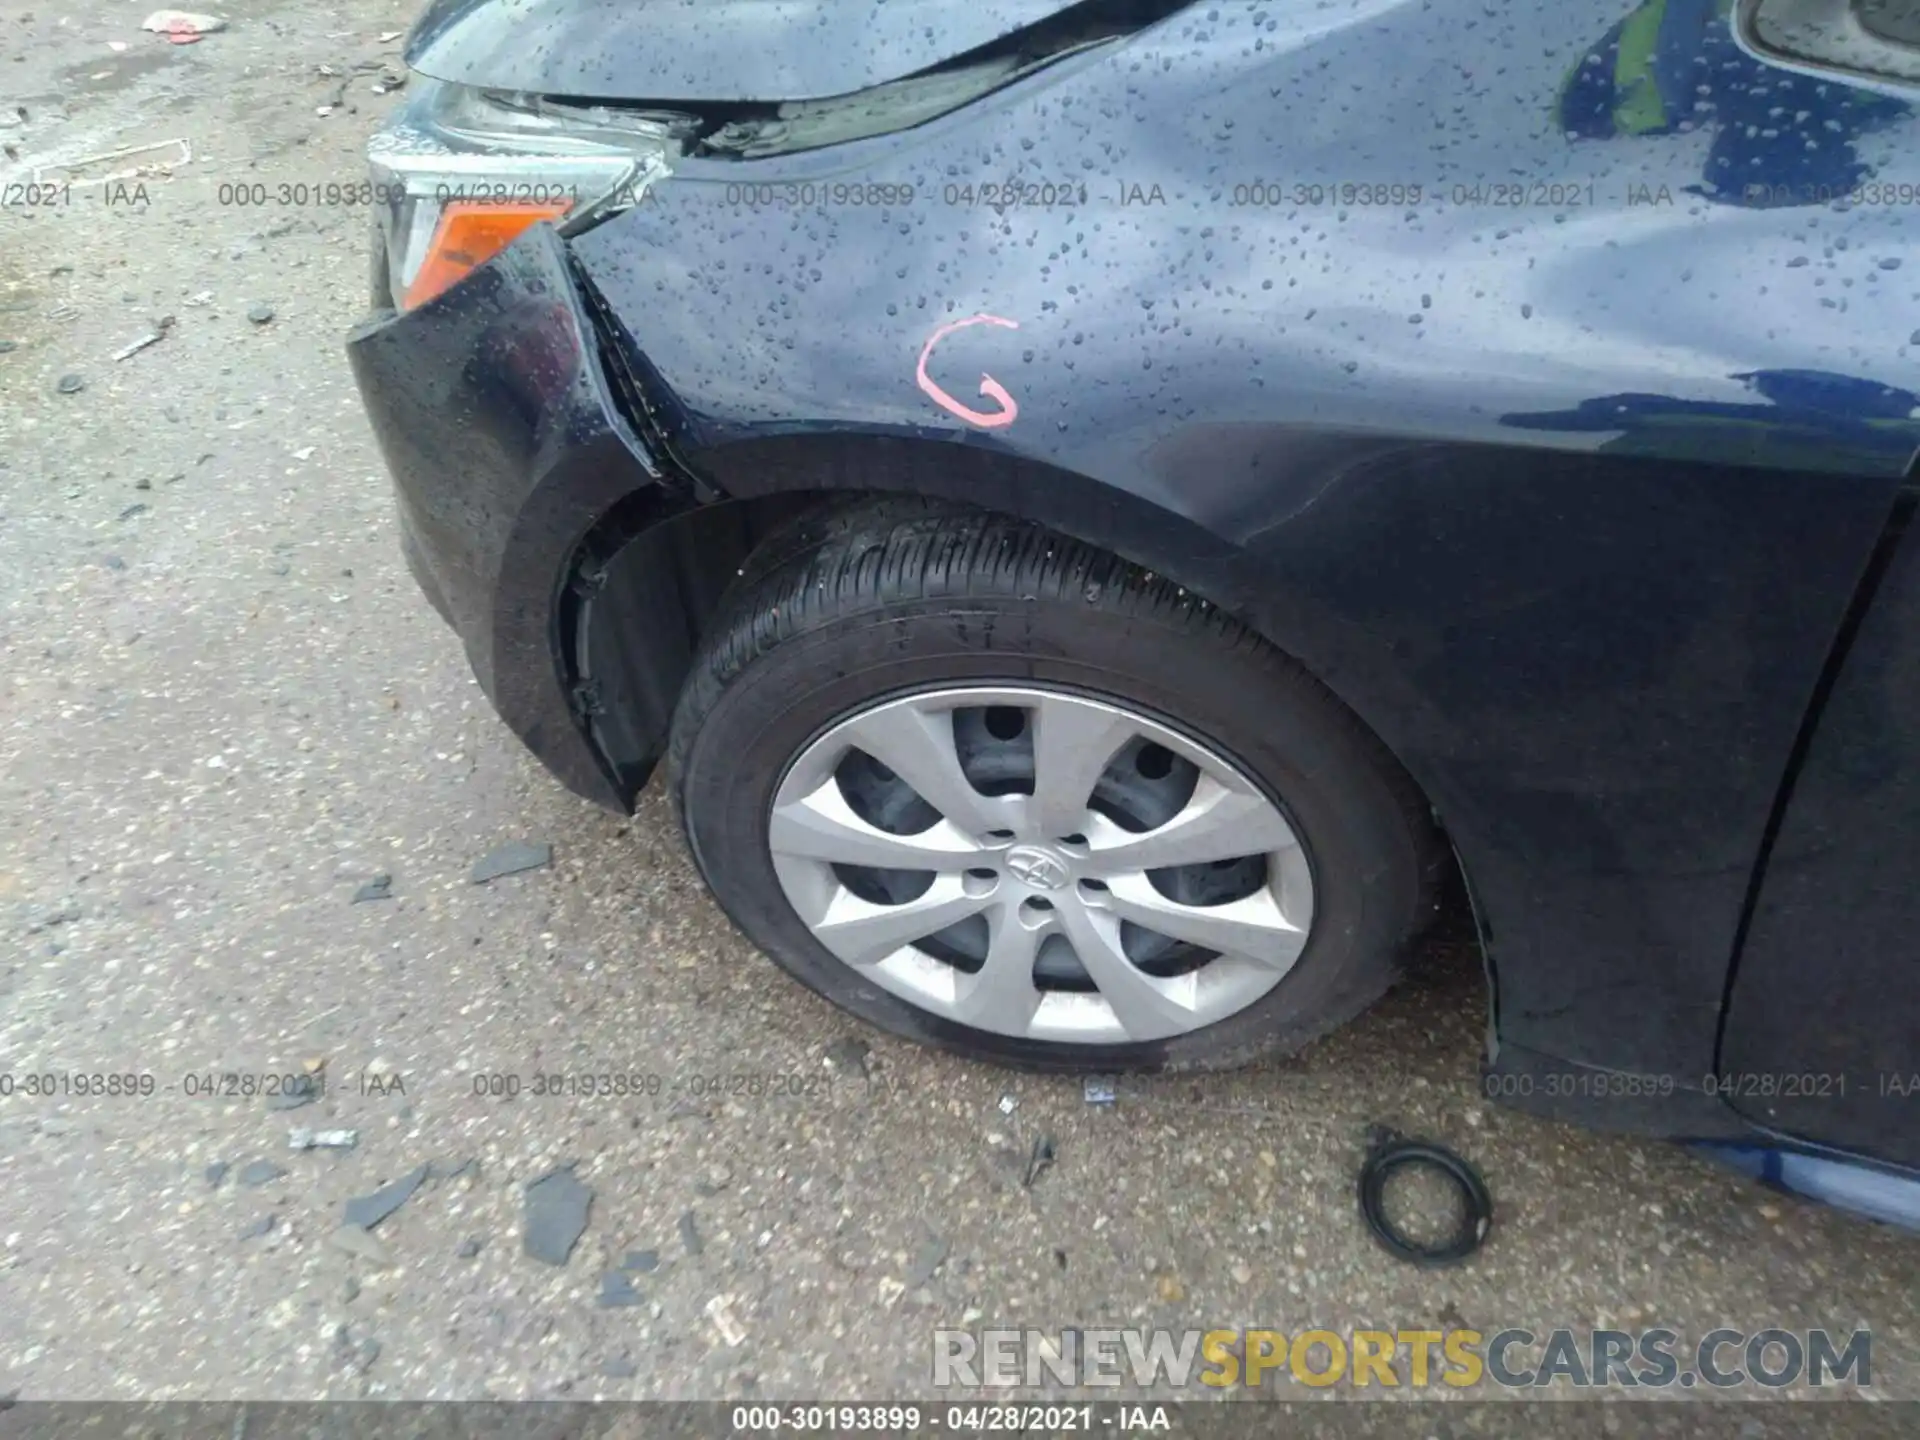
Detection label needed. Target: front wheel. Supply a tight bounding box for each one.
[667,499,1441,1071]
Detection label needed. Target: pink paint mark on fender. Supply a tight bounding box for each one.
[916,314,1020,429]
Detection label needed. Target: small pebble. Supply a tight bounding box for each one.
[56,374,84,394]
[247,303,275,325]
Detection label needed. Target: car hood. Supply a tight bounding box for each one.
[403,0,1081,103]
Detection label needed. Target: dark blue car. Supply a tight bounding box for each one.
[349,1,1920,1223]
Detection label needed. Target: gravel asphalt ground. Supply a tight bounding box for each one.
[1,0,1916,1412]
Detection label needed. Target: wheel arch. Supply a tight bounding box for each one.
[573,429,1456,829]
[570,429,1486,1051]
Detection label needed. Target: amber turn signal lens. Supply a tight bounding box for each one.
[401,200,572,310]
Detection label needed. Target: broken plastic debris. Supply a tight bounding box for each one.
[823,1036,871,1074]
[289,1127,358,1151]
[523,1166,592,1265]
[342,1164,428,1230]
[141,11,228,44]
[327,1224,393,1266]
[35,138,191,189]
[1083,1077,1117,1105]
[111,315,174,362]
[1024,1134,1057,1188]
[471,839,552,884]
[597,1269,643,1308]
[238,1160,285,1187]
[705,1294,748,1347]
[267,1077,321,1111]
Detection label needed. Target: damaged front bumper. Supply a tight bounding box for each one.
[346,222,681,812]
[364,76,691,312]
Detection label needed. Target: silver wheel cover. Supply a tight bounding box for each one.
[767,687,1315,1045]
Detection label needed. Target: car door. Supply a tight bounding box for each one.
[1714,0,1920,1170]
[1720,501,1920,1170]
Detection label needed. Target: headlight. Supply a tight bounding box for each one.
[368,79,695,311]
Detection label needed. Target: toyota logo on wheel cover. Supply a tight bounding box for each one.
[1005,845,1070,890]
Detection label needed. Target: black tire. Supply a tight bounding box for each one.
[667,497,1442,1072]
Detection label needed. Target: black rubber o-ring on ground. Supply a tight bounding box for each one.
[1357,1135,1493,1267]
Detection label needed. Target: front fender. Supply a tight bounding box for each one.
[348,223,683,811]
